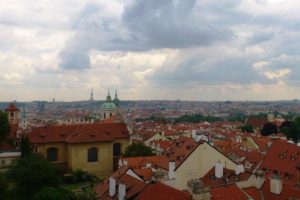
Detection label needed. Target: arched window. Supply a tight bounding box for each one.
[47,147,58,161]
[103,113,106,119]
[88,147,98,162]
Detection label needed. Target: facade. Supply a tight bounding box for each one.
[28,122,129,177]
[99,90,120,121]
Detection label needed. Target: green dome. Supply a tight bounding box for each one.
[101,102,117,109]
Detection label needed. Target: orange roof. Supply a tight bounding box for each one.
[202,167,252,187]
[242,187,262,200]
[259,140,300,186]
[156,136,202,170]
[121,156,163,169]
[211,184,248,200]
[246,117,268,128]
[28,122,129,144]
[260,178,300,200]
[5,103,20,112]
[135,182,191,200]
[94,166,147,200]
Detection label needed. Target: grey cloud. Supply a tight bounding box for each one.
[59,0,236,70]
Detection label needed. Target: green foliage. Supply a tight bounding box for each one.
[7,153,62,199]
[71,186,96,200]
[261,122,278,136]
[278,118,300,141]
[20,135,32,157]
[0,174,10,200]
[0,111,10,141]
[63,170,98,184]
[242,125,254,133]
[33,187,68,200]
[124,142,155,157]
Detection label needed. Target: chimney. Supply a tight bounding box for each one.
[270,174,282,195]
[145,162,152,168]
[168,160,176,180]
[118,182,126,200]
[109,177,116,197]
[235,164,245,175]
[254,170,265,189]
[215,161,223,179]
[194,134,201,142]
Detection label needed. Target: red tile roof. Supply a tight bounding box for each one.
[246,117,268,128]
[121,156,163,169]
[156,136,202,170]
[260,178,300,200]
[94,166,147,200]
[211,184,248,200]
[135,182,192,200]
[259,140,300,186]
[5,103,20,112]
[202,167,252,187]
[242,187,262,200]
[28,122,129,144]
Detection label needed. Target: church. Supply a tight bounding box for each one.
[98,90,120,121]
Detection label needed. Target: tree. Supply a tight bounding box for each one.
[279,120,292,136]
[0,174,10,200]
[242,125,254,133]
[20,135,32,157]
[0,111,10,141]
[7,153,62,199]
[124,142,155,157]
[261,122,278,136]
[33,187,68,200]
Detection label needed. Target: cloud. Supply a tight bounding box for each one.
[59,0,235,70]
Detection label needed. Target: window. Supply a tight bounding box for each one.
[113,143,121,157]
[47,147,58,161]
[88,147,98,162]
[10,112,14,117]
[104,113,106,119]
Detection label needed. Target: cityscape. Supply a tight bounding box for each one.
[1,0,300,200]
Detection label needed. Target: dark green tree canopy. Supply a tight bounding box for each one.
[33,187,68,200]
[7,153,62,199]
[124,142,155,157]
[0,111,10,141]
[261,122,278,136]
[242,125,254,133]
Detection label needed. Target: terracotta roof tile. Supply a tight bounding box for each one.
[28,122,129,144]
[136,182,192,200]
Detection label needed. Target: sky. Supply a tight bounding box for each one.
[1,0,300,101]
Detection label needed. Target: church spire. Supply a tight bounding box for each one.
[106,89,112,102]
[113,89,119,107]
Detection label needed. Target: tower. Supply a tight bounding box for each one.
[90,87,94,101]
[5,103,20,124]
[106,90,112,102]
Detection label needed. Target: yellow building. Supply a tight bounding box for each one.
[28,122,129,177]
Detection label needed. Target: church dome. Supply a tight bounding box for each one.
[101,102,117,109]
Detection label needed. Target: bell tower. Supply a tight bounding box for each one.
[5,103,20,124]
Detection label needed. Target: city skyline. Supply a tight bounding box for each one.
[1,0,300,101]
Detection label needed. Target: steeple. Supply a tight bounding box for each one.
[106,90,112,102]
[113,89,119,107]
